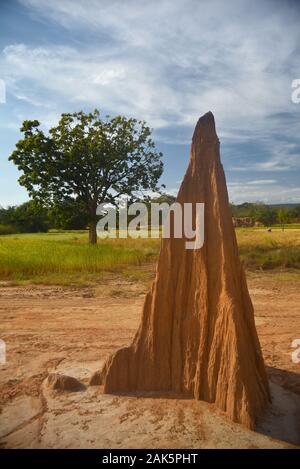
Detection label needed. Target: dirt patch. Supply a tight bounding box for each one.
[0,273,299,448]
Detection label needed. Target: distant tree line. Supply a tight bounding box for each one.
[0,198,299,235]
[0,194,175,235]
[0,199,88,235]
[230,202,300,229]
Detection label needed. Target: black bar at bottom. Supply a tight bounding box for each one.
[0,449,299,466]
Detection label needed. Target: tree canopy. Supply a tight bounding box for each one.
[9,110,164,243]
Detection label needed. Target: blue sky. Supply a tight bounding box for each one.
[0,0,300,206]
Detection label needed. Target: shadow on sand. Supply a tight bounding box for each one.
[256,366,300,446]
[103,366,300,446]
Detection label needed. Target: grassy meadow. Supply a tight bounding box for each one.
[236,227,300,270]
[0,226,299,285]
[0,231,160,284]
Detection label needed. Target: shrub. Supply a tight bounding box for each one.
[0,224,17,235]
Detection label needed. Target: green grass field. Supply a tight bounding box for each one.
[0,227,299,284]
[236,228,300,270]
[0,231,159,284]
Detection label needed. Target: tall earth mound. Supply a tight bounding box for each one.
[101,112,270,429]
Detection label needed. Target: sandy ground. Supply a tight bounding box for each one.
[0,272,299,448]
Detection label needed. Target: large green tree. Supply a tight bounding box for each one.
[9,110,163,243]
[47,198,90,230]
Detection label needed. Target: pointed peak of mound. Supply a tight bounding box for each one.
[192,111,218,144]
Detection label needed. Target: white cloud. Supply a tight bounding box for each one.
[163,179,300,204]
[243,180,277,185]
[228,183,300,204]
[92,68,125,85]
[231,139,300,172]
[1,0,300,204]
[2,0,299,137]
[1,42,180,129]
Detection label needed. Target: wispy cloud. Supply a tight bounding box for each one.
[3,0,300,134]
[0,0,299,204]
[227,183,300,204]
[231,179,277,185]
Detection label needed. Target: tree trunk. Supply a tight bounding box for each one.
[89,220,97,244]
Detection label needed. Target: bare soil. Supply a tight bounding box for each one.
[0,272,299,448]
